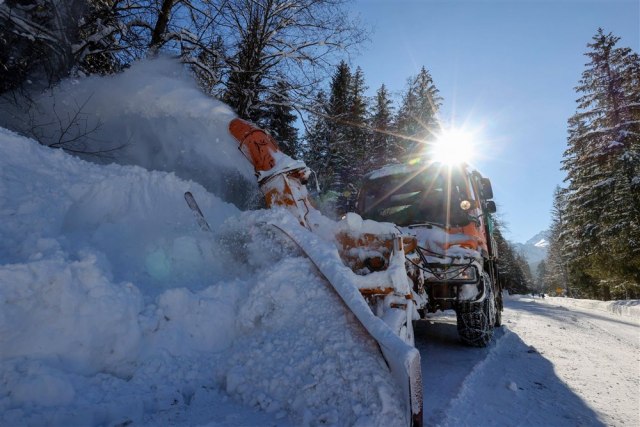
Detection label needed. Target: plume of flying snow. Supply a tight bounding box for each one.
[0,57,260,210]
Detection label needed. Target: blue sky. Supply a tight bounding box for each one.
[348,0,639,243]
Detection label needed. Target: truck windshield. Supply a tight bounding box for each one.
[357,166,471,227]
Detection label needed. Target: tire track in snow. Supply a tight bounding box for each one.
[415,298,612,426]
[414,312,494,425]
[539,299,639,349]
[501,297,638,427]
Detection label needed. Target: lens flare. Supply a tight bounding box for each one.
[428,129,476,165]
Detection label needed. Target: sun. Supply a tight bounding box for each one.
[428,128,476,165]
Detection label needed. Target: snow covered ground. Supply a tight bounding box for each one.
[418,295,639,427]
[1,60,638,427]
[545,295,640,319]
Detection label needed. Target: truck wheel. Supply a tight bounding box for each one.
[456,296,494,347]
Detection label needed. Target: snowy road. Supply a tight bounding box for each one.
[415,296,640,427]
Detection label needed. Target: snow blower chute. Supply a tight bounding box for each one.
[228,118,423,427]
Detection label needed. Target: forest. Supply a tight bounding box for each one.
[1,0,638,300]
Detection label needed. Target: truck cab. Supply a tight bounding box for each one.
[356,160,502,346]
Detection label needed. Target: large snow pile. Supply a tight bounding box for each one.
[0,63,405,426]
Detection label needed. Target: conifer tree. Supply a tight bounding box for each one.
[304,62,372,214]
[223,13,266,122]
[536,260,548,293]
[342,66,369,209]
[394,66,442,157]
[347,67,369,163]
[545,186,572,296]
[264,80,300,158]
[562,29,640,299]
[516,252,534,292]
[304,90,332,193]
[325,61,352,211]
[370,84,395,168]
[493,218,531,294]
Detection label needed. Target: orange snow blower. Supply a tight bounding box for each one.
[228,118,423,427]
[228,118,316,229]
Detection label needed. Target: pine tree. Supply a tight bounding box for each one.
[516,252,534,292]
[325,61,352,212]
[493,218,531,294]
[223,13,266,122]
[545,186,572,296]
[536,260,548,293]
[370,84,396,168]
[342,66,369,210]
[303,90,332,194]
[394,66,442,157]
[562,29,640,299]
[264,80,300,158]
[303,62,374,214]
[347,66,369,164]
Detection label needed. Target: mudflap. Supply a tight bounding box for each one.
[270,221,423,427]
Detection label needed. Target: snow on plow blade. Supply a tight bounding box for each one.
[271,221,423,427]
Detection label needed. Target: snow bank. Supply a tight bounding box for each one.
[544,296,640,319]
[508,294,640,319]
[0,121,404,425]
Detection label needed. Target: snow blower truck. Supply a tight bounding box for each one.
[215,118,499,425]
[356,162,503,347]
[225,118,423,427]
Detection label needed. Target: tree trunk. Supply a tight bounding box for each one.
[150,0,175,51]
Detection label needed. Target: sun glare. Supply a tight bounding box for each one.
[428,129,476,165]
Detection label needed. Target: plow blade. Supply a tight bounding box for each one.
[271,220,423,427]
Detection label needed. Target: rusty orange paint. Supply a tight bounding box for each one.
[335,231,393,271]
[264,187,296,208]
[445,222,489,254]
[335,232,418,273]
[390,302,407,309]
[336,232,395,253]
[402,236,418,254]
[229,118,279,172]
[359,287,395,296]
[228,118,317,229]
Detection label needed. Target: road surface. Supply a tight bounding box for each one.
[415,295,640,426]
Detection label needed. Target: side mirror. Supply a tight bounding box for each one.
[481,177,494,200]
[485,200,497,213]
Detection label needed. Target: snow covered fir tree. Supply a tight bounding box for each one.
[546,29,640,300]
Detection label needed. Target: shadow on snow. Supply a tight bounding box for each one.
[414,311,605,427]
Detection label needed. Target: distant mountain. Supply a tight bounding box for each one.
[512,230,550,276]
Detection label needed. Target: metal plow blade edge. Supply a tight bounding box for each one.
[270,221,423,427]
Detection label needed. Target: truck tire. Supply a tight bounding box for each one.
[456,294,494,347]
